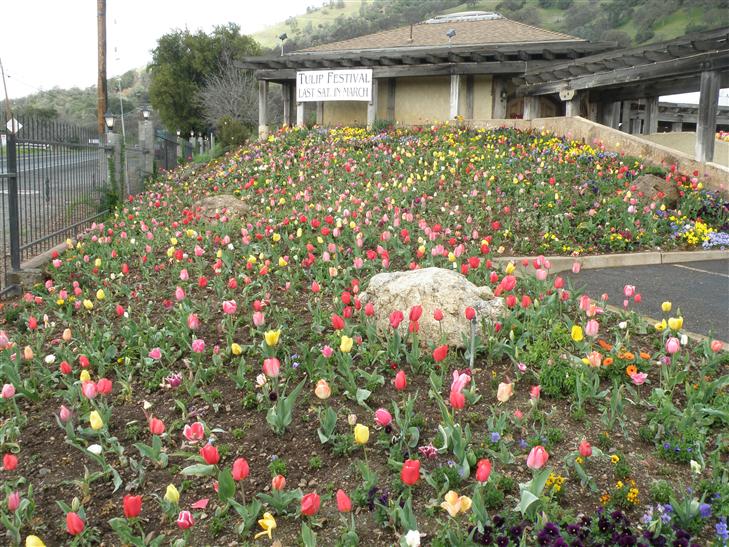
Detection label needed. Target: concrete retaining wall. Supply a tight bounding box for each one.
[471,116,729,195]
[643,132,729,167]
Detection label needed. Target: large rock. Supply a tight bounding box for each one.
[633,174,680,205]
[194,195,249,222]
[359,267,505,348]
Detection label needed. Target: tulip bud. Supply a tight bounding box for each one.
[354,423,370,445]
[394,370,407,390]
[59,405,72,422]
[336,489,352,512]
[164,484,180,504]
[62,328,72,342]
[475,459,492,482]
[272,474,286,490]
[7,491,20,512]
[374,408,392,427]
[66,512,85,535]
[1,384,15,399]
[148,417,165,435]
[314,379,331,400]
[176,510,194,529]
[232,458,250,481]
[123,494,142,518]
[579,439,592,458]
[200,443,220,465]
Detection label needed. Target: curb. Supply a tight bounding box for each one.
[494,249,728,274]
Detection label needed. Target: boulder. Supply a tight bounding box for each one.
[194,195,249,222]
[359,267,505,348]
[632,174,680,205]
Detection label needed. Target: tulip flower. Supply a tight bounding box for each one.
[389,310,404,329]
[222,300,237,314]
[89,410,104,430]
[527,445,549,469]
[264,329,281,347]
[623,285,635,297]
[232,458,249,481]
[231,343,242,355]
[123,494,142,518]
[530,385,541,400]
[314,379,331,400]
[661,301,672,312]
[665,337,680,354]
[401,459,420,485]
[301,492,321,516]
[336,489,352,512]
[374,408,392,427]
[2,383,15,399]
[176,510,194,529]
[187,313,201,330]
[433,344,448,362]
[404,530,421,547]
[272,475,286,490]
[630,371,648,385]
[340,335,353,353]
[148,417,165,435]
[164,484,180,504]
[183,422,205,442]
[433,308,444,321]
[7,491,20,512]
[331,314,345,331]
[710,340,723,352]
[441,490,472,517]
[262,357,281,377]
[66,512,85,535]
[579,439,592,458]
[2,453,17,471]
[475,458,492,482]
[394,370,407,390]
[354,423,370,445]
[571,325,584,342]
[254,512,277,539]
[585,319,599,338]
[25,536,46,547]
[464,307,476,320]
[200,443,220,465]
[252,311,265,327]
[191,338,205,353]
[668,316,683,331]
[409,305,423,322]
[59,405,72,422]
[496,381,513,403]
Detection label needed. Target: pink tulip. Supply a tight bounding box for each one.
[6,491,19,512]
[630,372,648,385]
[535,269,547,281]
[222,300,237,315]
[1,384,15,399]
[179,269,189,281]
[252,311,265,327]
[187,313,201,330]
[579,439,592,458]
[374,408,392,427]
[183,422,205,442]
[623,285,635,298]
[665,337,680,355]
[527,445,549,469]
[394,370,407,390]
[148,347,162,360]
[578,294,591,312]
[81,381,97,399]
[321,345,333,358]
[571,262,581,274]
[59,405,72,422]
[585,319,599,338]
[175,287,185,301]
[0,331,11,350]
[529,385,541,399]
[262,358,280,378]
[710,340,723,352]
[191,339,205,353]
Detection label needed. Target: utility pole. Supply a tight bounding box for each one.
[97,0,107,138]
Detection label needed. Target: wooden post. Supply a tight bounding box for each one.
[367,78,379,129]
[258,80,269,139]
[587,101,598,122]
[97,0,107,138]
[602,101,620,128]
[296,102,305,128]
[671,121,683,132]
[523,96,540,120]
[565,93,580,117]
[492,78,507,119]
[695,70,720,163]
[644,96,658,134]
[465,75,474,120]
[386,78,396,121]
[282,82,291,127]
[620,100,631,132]
[449,73,461,119]
[316,102,324,125]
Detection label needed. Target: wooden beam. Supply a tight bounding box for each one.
[369,61,526,79]
[620,100,631,133]
[565,93,581,117]
[695,70,721,163]
[590,71,729,102]
[644,96,658,134]
[316,101,324,126]
[542,49,555,60]
[523,96,541,120]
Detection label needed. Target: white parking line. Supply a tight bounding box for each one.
[672,264,729,278]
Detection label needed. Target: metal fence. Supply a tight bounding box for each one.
[0,115,108,295]
[155,132,192,172]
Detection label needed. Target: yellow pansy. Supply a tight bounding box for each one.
[264,330,281,347]
[254,512,277,539]
[340,335,353,353]
[354,424,369,445]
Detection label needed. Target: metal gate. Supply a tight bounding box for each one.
[155,131,192,171]
[0,116,108,295]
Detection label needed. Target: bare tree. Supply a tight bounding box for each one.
[198,61,259,128]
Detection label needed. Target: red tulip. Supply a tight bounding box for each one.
[200,443,220,465]
[364,302,374,316]
[272,475,286,490]
[331,314,345,331]
[148,417,165,435]
[177,510,194,529]
[389,310,404,329]
[301,492,321,516]
[449,390,465,409]
[60,360,72,375]
[66,512,85,535]
[433,345,448,362]
[465,307,476,320]
[579,439,592,458]
[123,494,142,518]
[394,370,407,391]
[475,458,492,482]
[409,305,422,322]
[401,459,420,485]
[374,408,392,427]
[232,458,249,481]
[526,445,549,469]
[336,489,352,512]
[3,453,17,471]
[7,491,20,512]
[433,308,444,321]
[96,378,113,395]
[183,421,205,442]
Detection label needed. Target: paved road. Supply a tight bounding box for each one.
[565,259,729,341]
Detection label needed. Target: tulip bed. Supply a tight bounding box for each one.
[0,125,728,546]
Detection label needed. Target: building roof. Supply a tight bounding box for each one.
[298,12,583,54]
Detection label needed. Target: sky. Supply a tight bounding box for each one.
[0,1,726,105]
[0,0,326,98]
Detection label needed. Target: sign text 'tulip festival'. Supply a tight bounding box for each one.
[296,69,373,102]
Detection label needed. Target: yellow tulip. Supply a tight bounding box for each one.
[661,301,672,313]
[441,490,473,517]
[23,346,34,361]
[264,330,281,347]
[96,289,105,301]
[83,299,94,310]
[25,536,46,547]
[354,423,369,445]
[254,512,277,540]
[94,258,101,267]
[340,335,353,353]
[571,325,584,342]
[79,370,91,382]
[89,410,104,430]
[164,484,180,504]
[655,319,667,332]
[505,261,516,274]
[231,343,242,356]
[278,257,287,267]
[668,316,683,331]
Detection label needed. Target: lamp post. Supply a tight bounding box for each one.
[139,106,154,175]
[279,33,287,56]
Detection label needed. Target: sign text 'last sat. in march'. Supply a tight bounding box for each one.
[296,69,372,102]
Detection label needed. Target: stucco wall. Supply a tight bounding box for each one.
[472,75,493,120]
[643,132,729,167]
[471,117,728,195]
[323,101,367,126]
[395,76,450,124]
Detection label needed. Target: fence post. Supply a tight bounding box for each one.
[6,132,20,272]
[139,118,155,175]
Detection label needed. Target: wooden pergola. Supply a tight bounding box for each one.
[517,27,729,163]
